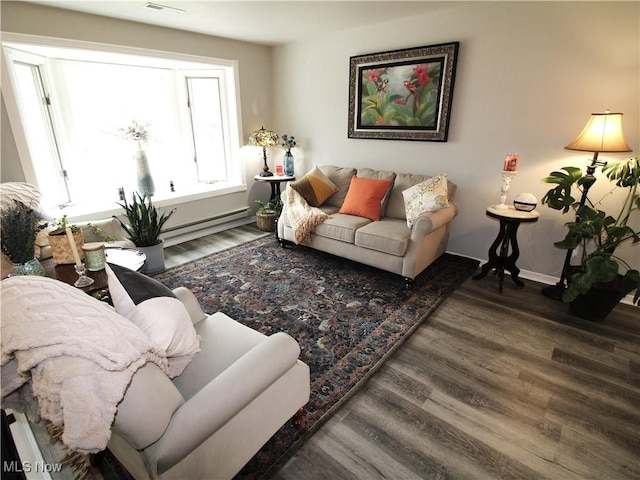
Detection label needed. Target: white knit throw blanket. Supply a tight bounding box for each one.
[0,276,170,454]
[285,184,328,244]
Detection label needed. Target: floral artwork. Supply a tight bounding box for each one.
[360,62,442,129]
[348,42,459,142]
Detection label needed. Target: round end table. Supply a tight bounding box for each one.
[473,205,540,293]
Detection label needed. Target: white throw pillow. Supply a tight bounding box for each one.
[106,263,200,378]
[402,174,450,228]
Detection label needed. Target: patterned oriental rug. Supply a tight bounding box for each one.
[152,237,479,479]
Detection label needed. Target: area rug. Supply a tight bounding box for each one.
[152,237,479,479]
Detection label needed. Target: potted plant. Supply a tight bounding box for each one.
[115,192,176,273]
[255,198,283,232]
[541,156,640,320]
[0,200,45,276]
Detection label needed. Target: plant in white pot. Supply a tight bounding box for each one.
[541,156,640,320]
[115,193,176,274]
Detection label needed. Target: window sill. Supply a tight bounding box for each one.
[48,182,247,223]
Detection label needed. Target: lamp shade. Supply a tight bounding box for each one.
[565,111,632,153]
[248,126,279,147]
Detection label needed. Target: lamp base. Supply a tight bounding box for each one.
[260,171,274,177]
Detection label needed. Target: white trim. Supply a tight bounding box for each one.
[1,32,238,69]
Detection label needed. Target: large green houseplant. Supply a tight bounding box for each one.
[115,193,176,273]
[541,156,640,318]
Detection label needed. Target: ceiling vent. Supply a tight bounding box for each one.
[143,3,185,15]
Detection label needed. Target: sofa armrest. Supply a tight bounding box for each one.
[172,287,208,325]
[149,332,302,472]
[410,203,458,241]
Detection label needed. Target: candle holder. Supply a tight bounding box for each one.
[73,263,95,288]
[495,170,517,209]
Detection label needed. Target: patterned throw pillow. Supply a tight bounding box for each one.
[402,173,450,228]
[290,166,339,207]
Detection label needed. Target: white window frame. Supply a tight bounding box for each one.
[1,33,245,220]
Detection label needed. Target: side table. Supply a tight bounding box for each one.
[473,205,539,292]
[254,174,295,202]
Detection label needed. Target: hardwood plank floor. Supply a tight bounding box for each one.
[163,226,639,479]
[273,270,640,479]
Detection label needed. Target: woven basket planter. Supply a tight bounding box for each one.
[256,212,276,232]
[48,228,84,265]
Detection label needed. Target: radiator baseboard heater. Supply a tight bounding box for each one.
[1,409,53,480]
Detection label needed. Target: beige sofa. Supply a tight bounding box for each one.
[277,165,458,288]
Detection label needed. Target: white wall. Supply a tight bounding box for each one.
[272,1,640,280]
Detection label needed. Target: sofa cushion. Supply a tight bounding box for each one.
[355,218,411,256]
[314,214,371,243]
[319,165,356,207]
[402,173,450,227]
[290,166,338,207]
[106,263,201,378]
[338,176,393,221]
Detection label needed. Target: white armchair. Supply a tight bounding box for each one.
[108,287,311,479]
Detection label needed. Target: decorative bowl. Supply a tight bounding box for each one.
[513,192,537,212]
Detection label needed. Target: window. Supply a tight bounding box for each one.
[2,39,243,216]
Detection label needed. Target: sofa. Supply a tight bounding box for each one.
[1,268,310,480]
[277,165,458,288]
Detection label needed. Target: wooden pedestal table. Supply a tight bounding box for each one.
[253,174,295,203]
[473,205,540,293]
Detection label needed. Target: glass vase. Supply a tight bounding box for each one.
[283,152,294,176]
[135,149,156,196]
[12,257,45,277]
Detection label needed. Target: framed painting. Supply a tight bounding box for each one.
[348,42,459,142]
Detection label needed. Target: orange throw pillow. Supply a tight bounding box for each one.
[338,176,393,221]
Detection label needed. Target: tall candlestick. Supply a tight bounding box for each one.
[65,227,82,267]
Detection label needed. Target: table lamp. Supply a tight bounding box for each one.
[542,110,632,300]
[249,126,279,177]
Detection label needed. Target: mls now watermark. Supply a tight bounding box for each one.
[3,460,63,473]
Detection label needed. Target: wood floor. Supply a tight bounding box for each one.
[273,271,640,479]
[166,225,639,479]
